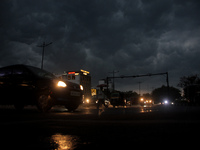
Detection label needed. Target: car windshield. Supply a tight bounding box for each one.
[27,66,55,79]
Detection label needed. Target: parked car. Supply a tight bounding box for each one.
[0,64,83,112]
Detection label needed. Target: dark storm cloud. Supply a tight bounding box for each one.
[1,0,200,90]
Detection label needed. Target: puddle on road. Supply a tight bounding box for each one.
[140,107,152,113]
[140,105,155,113]
[50,134,91,150]
[50,134,79,150]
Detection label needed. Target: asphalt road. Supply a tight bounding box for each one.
[1,104,200,149]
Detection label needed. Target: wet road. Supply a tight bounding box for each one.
[1,104,200,149]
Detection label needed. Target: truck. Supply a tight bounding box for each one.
[110,92,126,108]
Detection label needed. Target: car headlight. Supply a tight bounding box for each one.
[80,85,83,90]
[86,99,90,103]
[164,100,168,104]
[57,81,67,88]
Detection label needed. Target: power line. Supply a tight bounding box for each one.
[106,72,170,98]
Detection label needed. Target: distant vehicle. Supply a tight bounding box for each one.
[82,95,101,106]
[162,99,169,105]
[83,98,91,105]
[140,97,154,105]
[110,92,126,108]
[0,64,83,112]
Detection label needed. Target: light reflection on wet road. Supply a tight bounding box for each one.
[53,104,157,113]
[77,104,158,116]
[1,104,200,149]
[50,134,79,150]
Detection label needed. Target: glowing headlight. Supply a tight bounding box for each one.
[80,85,83,90]
[57,81,67,88]
[164,100,168,104]
[86,99,90,103]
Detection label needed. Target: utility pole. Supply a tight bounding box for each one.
[37,42,52,69]
[108,70,119,91]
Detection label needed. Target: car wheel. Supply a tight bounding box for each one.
[37,94,52,112]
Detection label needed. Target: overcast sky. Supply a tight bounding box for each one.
[1,0,200,93]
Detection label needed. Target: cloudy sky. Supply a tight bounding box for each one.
[1,0,200,93]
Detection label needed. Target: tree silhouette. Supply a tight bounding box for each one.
[152,85,181,103]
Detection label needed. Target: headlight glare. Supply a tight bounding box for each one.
[57,81,67,88]
[80,85,83,90]
[86,99,90,103]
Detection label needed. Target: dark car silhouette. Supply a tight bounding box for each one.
[0,64,83,112]
[110,92,126,108]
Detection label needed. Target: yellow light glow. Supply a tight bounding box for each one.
[57,81,67,87]
[86,99,90,103]
[81,69,90,74]
[50,134,79,150]
[80,85,83,90]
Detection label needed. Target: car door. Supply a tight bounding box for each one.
[12,66,35,105]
